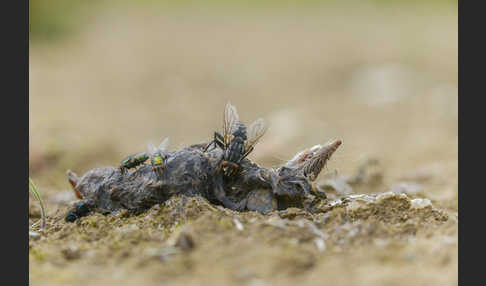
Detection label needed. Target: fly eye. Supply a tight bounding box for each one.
[221,161,228,167]
[232,164,238,171]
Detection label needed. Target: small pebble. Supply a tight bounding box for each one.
[314,238,326,252]
[233,218,244,231]
[29,231,41,240]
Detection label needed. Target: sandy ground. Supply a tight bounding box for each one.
[29,3,457,286]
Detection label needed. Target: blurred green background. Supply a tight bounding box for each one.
[30,0,456,42]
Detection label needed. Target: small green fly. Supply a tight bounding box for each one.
[147,137,170,176]
[119,152,150,174]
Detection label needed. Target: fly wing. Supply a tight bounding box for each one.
[245,118,267,150]
[147,141,157,155]
[158,137,170,153]
[223,102,239,145]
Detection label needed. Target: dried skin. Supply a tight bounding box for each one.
[66,141,342,221]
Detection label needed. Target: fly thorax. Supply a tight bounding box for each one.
[231,136,245,146]
[232,122,247,140]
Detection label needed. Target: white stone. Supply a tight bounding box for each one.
[410,198,432,209]
[376,192,407,203]
[29,231,40,240]
[314,238,326,252]
[233,218,244,231]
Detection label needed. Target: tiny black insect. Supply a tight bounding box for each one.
[65,201,92,222]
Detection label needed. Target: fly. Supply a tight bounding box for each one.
[147,137,170,177]
[119,152,150,175]
[204,103,267,177]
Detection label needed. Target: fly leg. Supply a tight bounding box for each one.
[214,132,226,150]
[203,132,226,152]
[152,165,164,180]
[238,146,254,163]
[203,141,215,152]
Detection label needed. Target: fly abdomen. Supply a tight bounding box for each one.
[226,121,248,162]
[121,152,149,170]
[226,136,245,163]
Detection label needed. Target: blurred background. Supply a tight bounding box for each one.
[29,0,457,285]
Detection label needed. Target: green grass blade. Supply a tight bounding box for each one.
[29,178,46,229]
